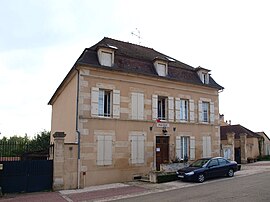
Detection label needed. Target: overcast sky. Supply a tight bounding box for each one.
[0,0,269,138]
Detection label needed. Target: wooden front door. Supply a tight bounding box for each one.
[156,136,169,171]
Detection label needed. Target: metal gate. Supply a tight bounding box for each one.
[0,160,53,193]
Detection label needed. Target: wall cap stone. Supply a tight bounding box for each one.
[53,132,66,138]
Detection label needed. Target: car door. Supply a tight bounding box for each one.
[217,158,229,176]
[206,159,219,178]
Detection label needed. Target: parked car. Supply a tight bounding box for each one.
[176,157,239,183]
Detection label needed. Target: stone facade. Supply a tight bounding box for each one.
[49,38,223,189]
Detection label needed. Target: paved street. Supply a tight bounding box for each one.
[1,161,270,202]
[115,172,270,202]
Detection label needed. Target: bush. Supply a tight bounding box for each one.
[156,172,178,183]
[258,155,270,161]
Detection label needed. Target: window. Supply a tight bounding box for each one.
[218,158,229,165]
[180,136,189,159]
[202,102,210,122]
[180,99,189,121]
[99,90,111,117]
[156,63,167,76]
[97,135,112,166]
[154,60,168,77]
[202,73,208,84]
[101,51,112,67]
[131,92,144,120]
[131,135,144,164]
[208,159,218,167]
[176,136,195,160]
[224,148,231,160]
[158,96,167,120]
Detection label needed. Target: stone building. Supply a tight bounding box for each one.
[220,124,262,163]
[49,37,223,189]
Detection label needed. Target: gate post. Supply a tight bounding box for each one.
[53,132,66,191]
[240,133,247,164]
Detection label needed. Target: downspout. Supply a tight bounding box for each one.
[75,67,81,189]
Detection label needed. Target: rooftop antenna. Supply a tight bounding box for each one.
[131,28,141,44]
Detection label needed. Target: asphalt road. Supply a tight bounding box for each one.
[115,172,270,202]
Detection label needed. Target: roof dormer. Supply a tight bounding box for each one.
[196,66,211,84]
[153,57,168,77]
[97,44,117,67]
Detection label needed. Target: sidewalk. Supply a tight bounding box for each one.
[1,161,270,202]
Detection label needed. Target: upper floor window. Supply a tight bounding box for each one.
[99,89,111,117]
[180,99,189,121]
[158,96,167,120]
[91,87,120,119]
[202,102,210,122]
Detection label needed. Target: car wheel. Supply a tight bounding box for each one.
[198,174,205,183]
[227,169,234,177]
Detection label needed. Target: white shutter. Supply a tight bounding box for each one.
[202,136,207,158]
[198,100,203,123]
[168,97,174,122]
[137,136,145,163]
[175,98,180,122]
[210,102,215,124]
[131,136,138,164]
[189,99,195,122]
[102,52,112,67]
[190,136,195,160]
[152,95,158,120]
[113,90,120,118]
[131,93,138,120]
[207,136,211,157]
[175,136,182,159]
[138,93,144,120]
[203,136,211,158]
[104,136,112,165]
[97,135,112,165]
[97,136,105,165]
[91,87,99,117]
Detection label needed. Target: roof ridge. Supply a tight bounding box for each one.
[103,36,155,51]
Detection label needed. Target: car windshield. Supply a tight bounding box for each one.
[189,159,209,167]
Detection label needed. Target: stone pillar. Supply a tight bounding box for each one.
[53,132,66,191]
[240,133,247,164]
[227,132,235,161]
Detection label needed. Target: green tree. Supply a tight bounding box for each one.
[0,130,51,157]
[29,130,51,152]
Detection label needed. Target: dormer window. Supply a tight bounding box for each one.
[196,67,210,84]
[97,45,117,67]
[153,59,168,77]
[202,72,209,84]
[100,51,112,67]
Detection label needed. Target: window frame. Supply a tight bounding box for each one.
[180,99,189,121]
[158,96,168,120]
[98,89,112,117]
[202,101,210,123]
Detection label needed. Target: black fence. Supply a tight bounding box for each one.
[0,141,54,193]
[0,141,53,161]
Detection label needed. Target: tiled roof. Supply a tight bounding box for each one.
[220,124,262,140]
[77,37,223,90]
